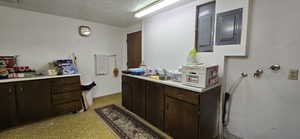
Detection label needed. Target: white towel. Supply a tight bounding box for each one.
[95,54,108,75]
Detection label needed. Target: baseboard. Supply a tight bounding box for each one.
[94,92,121,99]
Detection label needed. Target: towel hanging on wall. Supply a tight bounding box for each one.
[95,54,109,75]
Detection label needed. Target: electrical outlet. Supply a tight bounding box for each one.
[288,69,299,80]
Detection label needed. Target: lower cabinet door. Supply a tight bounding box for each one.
[146,82,165,130]
[122,77,133,111]
[165,97,199,139]
[0,84,17,129]
[132,78,146,119]
[16,80,51,123]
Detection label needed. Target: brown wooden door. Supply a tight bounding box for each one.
[0,83,17,129]
[165,97,199,139]
[132,78,146,119]
[146,82,165,130]
[16,80,51,123]
[127,31,142,68]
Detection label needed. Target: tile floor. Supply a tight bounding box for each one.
[0,93,122,139]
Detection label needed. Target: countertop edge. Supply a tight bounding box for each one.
[122,74,220,93]
[0,74,81,84]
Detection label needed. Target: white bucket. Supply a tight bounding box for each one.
[84,89,94,106]
[81,74,95,106]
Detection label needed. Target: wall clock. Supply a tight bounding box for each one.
[79,25,91,37]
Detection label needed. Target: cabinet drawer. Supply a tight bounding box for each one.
[52,77,80,86]
[165,86,199,105]
[53,101,82,114]
[52,84,81,94]
[52,91,81,105]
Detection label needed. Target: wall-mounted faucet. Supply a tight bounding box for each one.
[241,72,248,77]
[270,64,281,71]
[253,69,264,78]
[253,64,281,78]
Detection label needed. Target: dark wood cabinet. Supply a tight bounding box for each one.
[16,80,51,123]
[146,81,165,131]
[0,76,82,130]
[122,75,221,139]
[0,84,17,129]
[122,76,146,118]
[165,97,199,139]
[164,86,199,139]
[51,77,82,114]
[199,87,221,139]
[132,78,146,118]
[123,76,165,129]
[122,76,133,111]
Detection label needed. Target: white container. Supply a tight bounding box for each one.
[84,89,94,106]
[182,64,219,88]
[171,72,182,82]
[81,75,95,106]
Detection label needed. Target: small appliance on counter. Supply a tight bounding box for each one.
[182,64,219,88]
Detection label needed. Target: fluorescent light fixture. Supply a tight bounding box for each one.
[134,0,180,18]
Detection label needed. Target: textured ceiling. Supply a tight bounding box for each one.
[0,0,193,27]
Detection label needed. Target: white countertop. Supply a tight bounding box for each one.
[0,74,80,83]
[123,74,220,93]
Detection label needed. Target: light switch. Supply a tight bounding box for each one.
[288,69,299,80]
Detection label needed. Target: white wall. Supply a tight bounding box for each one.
[142,0,300,139]
[143,0,222,71]
[0,6,126,97]
[142,3,193,70]
[126,23,142,34]
[226,0,300,138]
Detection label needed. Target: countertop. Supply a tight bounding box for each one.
[123,74,220,93]
[0,74,80,84]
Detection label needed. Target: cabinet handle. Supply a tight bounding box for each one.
[8,88,12,93]
[19,87,23,92]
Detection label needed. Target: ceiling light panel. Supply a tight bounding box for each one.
[134,0,180,18]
